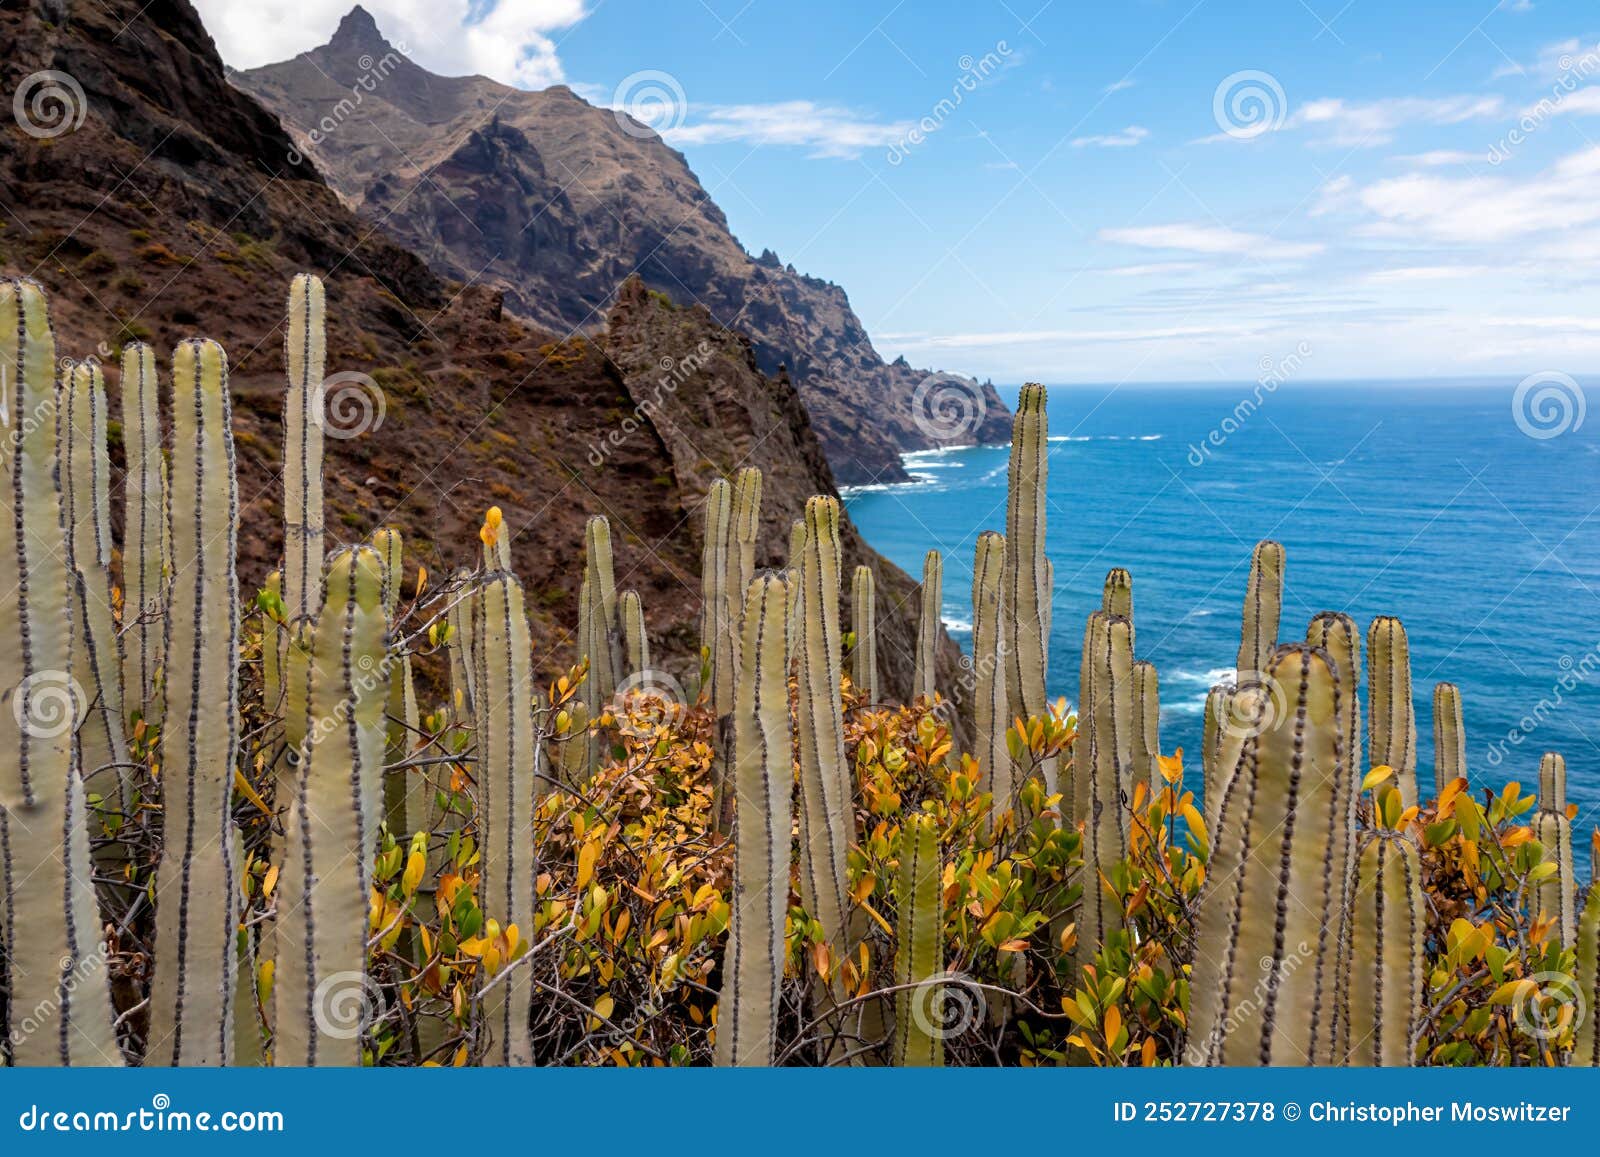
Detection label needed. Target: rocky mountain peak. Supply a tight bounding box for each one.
[330,4,388,54]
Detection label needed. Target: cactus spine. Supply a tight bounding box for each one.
[1002,384,1054,794]
[1533,752,1575,945]
[475,570,539,1065]
[582,516,620,704]
[913,549,941,702]
[971,532,1010,818]
[275,547,388,1066]
[0,279,121,1065]
[282,274,325,637]
[892,812,943,1067]
[1200,682,1232,824]
[1101,567,1133,625]
[1130,659,1159,796]
[373,528,420,836]
[701,480,737,716]
[620,589,648,676]
[446,568,476,726]
[850,564,877,703]
[1366,616,1418,807]
[1187,646,1350,1066]
[1236,540,1284,679]
[1432,682,1466,796]
[714,574,791,1067]
[120,342,166,724]
[1075,611,1133,968]
[732,467,762,604]
[1343,831,1425,1066]
[147,339,242,1065]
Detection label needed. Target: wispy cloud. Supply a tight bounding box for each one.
[663,101,912,157]
[1391,149,1484,166]
[1294,94,1505,145]
[1098,222,1324,260]
[1363,264,1496,284]
[1070,125,1149,148]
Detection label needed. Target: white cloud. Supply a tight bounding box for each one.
[1363,265,1495,284]
[1294,95,1504,145]
[194,0,585,88]
[1103,78,1137,94]
[1102,261,1205,277]
[1392,149,1484,166]
[663,102,911,157]
[1098,223,1324,260]
[1070,125,1149,148]
[1309,174,1356,216]
[1521,85,1600,117]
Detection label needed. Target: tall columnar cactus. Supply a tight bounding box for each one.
[1200,681,1232,823]
[1575,835,1600,1067]
[785,517,806,643]
[1533,752,1575,945]
[1432,682,1466,796]
[732,467,763,606]
[282,274,325,636]
[971,532,1010,818]
[275,547,389,1066]
[1343,831,1425,1067]
[794,496,854,1028]
[892,811,944,1067]
[1130,659,1160,796]
[583,515,620,703]
[912,549,942,702]
[620,589,649,676]
[1002,383,1054,794]
[373,528,420,835]
[58,361,131,810]
[1101,567,1133,627]
[1236,540,1284,678]
[0,279,121,1065]
[850,564,878,703]
[148,338,242,1066]
[701,479,737,716]
[1366,616,1418,806]
[447,567,477,726]
[1187,646,1352,1066]
[475,570,539,1066]
[120,341,167,725]
[714,574,792,1067]
[1075,610,1133,969]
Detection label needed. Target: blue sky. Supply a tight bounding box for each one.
[201,0,1600,384]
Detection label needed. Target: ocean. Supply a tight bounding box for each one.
[843,379,1600,847]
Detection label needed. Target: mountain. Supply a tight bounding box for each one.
[0,0,970,720]
[231,6,1013,485]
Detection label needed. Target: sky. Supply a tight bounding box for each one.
[194,0,1600,385]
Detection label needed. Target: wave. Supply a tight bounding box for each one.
[1046,434,1163,443]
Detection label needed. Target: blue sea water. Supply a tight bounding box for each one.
[844,380,1600,845]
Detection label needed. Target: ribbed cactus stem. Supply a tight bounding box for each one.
[913,550,941,702]
[1187,646,1351,1066]
[1237,540,1285,679]
[1432,683,1466,796]
[850,565,877,703]
[59,361,131,811]
[1101,567,1133,629]
[282,273,325,634]
[1532,752,1575,946]
[261,569,283,715]
[971,532,1010,819]
[1130,659,1159,796]
[1002,383,1054,794]
[714,575,791,1067]
[373,528,419,836]
[148,338,241,1066]
[119,341,166,726]
[701,479,737,716]
[1200,682,1232,824]
[446,568,477,727]
[583,515,620,703]
[275,547,388,1066]
[732,467,763,604]
[475,571,539,1066]
[1575,835,1600,1066]
[620,589,649,677]
[0,279,121,1065]
[785,517,805,643]
[1343,831,1425,1067]
[1075,610,1133,968]
[892,812,943,1067]
[1366,615,1418,807]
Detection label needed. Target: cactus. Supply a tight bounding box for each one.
[700,479,737,716]
[1575,833,1599,1066]
[1187,646,1351,1066]
[1200,682,1232,823]
[119,342,166,726]
[0,279,121,1065]
[850,564,878,703]
[146,338,242,1066]
[1002,383,1054,795]
[58,361,131,814]
[583,515,620,703]
[620,589,649,677]
[1101,567,1133,629]
[892,811,943,1067]
[912,550,941,702]
[274,547,389,1066]
[1075,610,1133,969]
[1432,682,1466,796]
[1130,659,1159,796]
[785,517,806,644]
[282,274,325,636]
[261,569,283,717]
[731,467,762,605]
[970,532,1010,819]
[446,567,477,726]
[1366,616,1418,807]
[1532,752,1575,945]
[714,574,791,1067]
[373,529,420,836]
[1236,540,1285,679]
[1343,830,1425,1066]
[474,570,539,1065]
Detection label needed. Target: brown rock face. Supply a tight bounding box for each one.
[232,6,1013,485]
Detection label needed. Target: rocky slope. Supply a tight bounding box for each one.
[0,0,966,713]
[233,6,1012,485]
